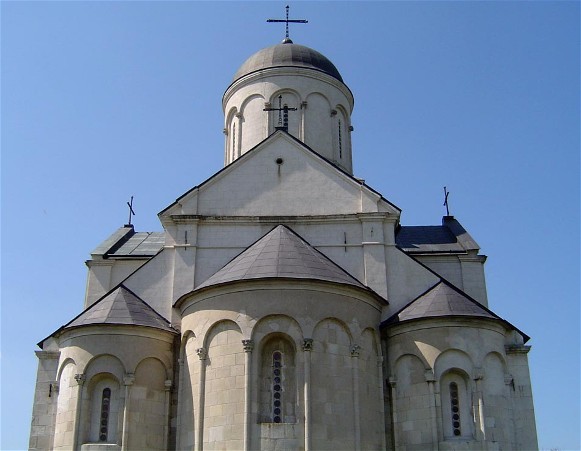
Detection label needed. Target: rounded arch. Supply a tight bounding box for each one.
[483,350,507,372]
[134,357,170,386]
[54,360,78,448]
[179,330,196,361]
[202,319,242,350]
[306,91,331,107]
[225,105,238,127]
[84,354,125,383]
[434,348,474,380]
[359,327,381,356]
[251,314,303,349]
[483,351,508,397]
[240,92,265,112]
[57,357,77,383]
[270,88,302,104]
[393,353,429,391]
[313,316,354,345]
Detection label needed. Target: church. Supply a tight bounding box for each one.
[29,13,538,451]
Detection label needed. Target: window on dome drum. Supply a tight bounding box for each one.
[99,388,111,441]
[338,119,343,159]
[232,123,236,160]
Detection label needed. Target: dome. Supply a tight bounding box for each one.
[232,40,344,83]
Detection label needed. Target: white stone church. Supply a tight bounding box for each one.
[30,30,538,451]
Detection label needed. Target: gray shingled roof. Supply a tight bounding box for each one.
[396,216,480,254]
[65,285,176,333]
[196,225,367,291]
[385,281,495,324]
[91,226,164,258]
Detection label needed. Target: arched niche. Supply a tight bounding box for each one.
[311,317,355,450]
[202,320,244,450]
[127,357,168,450]
[440,369,474,440]
[240,94,266,154]
[258,333,297,424]
[85,372,122,445]
[358,328,383,450]
[304,92,332,151]
[268,90,301,137]
[53,360,77,449]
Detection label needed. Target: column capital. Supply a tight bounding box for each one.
[164,379,173,391]
[424,369,436,383]
[388,376,397,388]
[302,338,313,352]
[74,373,85,385]
[350,344,361,357]
[196,347,207,360]
[473,367,484,381]
[242,339,254,353]
[123,373,135,386]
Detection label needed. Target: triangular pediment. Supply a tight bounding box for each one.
[160,131,400,219]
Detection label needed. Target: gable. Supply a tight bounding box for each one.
[160,132,399,218]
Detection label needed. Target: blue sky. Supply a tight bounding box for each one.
[2,1,579,449]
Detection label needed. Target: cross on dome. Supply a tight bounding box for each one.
[267,5,308,43]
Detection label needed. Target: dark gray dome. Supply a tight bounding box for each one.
[233,41,344,83]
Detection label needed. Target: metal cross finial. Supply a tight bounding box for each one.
[263,95,298,132]
[126,196,136,226]
[267,5,308,42]
[443,186,451,216]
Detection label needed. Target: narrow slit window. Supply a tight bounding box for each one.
[449,382,461,436]
[99,388,111,441]
[338,119,343,158]
[232,123,236,159]
[272,351,283,423]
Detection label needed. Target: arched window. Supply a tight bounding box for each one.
[272,351,283,423]
[441,371,473,440]
[232,122,236,160]
[99,388,111,441]
[260,335,296,423]
[87,376,120,443]
[337,119,343,159]
[449,382,461,436]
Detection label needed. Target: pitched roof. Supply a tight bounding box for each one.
[386,281,495,323]
[396,216,480,254]
[381,280,529,342]
[196,225,371,292]
[64,285,176,333]
[92,225,165,259]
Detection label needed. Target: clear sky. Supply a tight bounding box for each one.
[2,1,579,449]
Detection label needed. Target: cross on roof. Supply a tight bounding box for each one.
[126,196,136,227]
[267,5,308,42]
[443,186,451,216]
[263,95,298,132]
